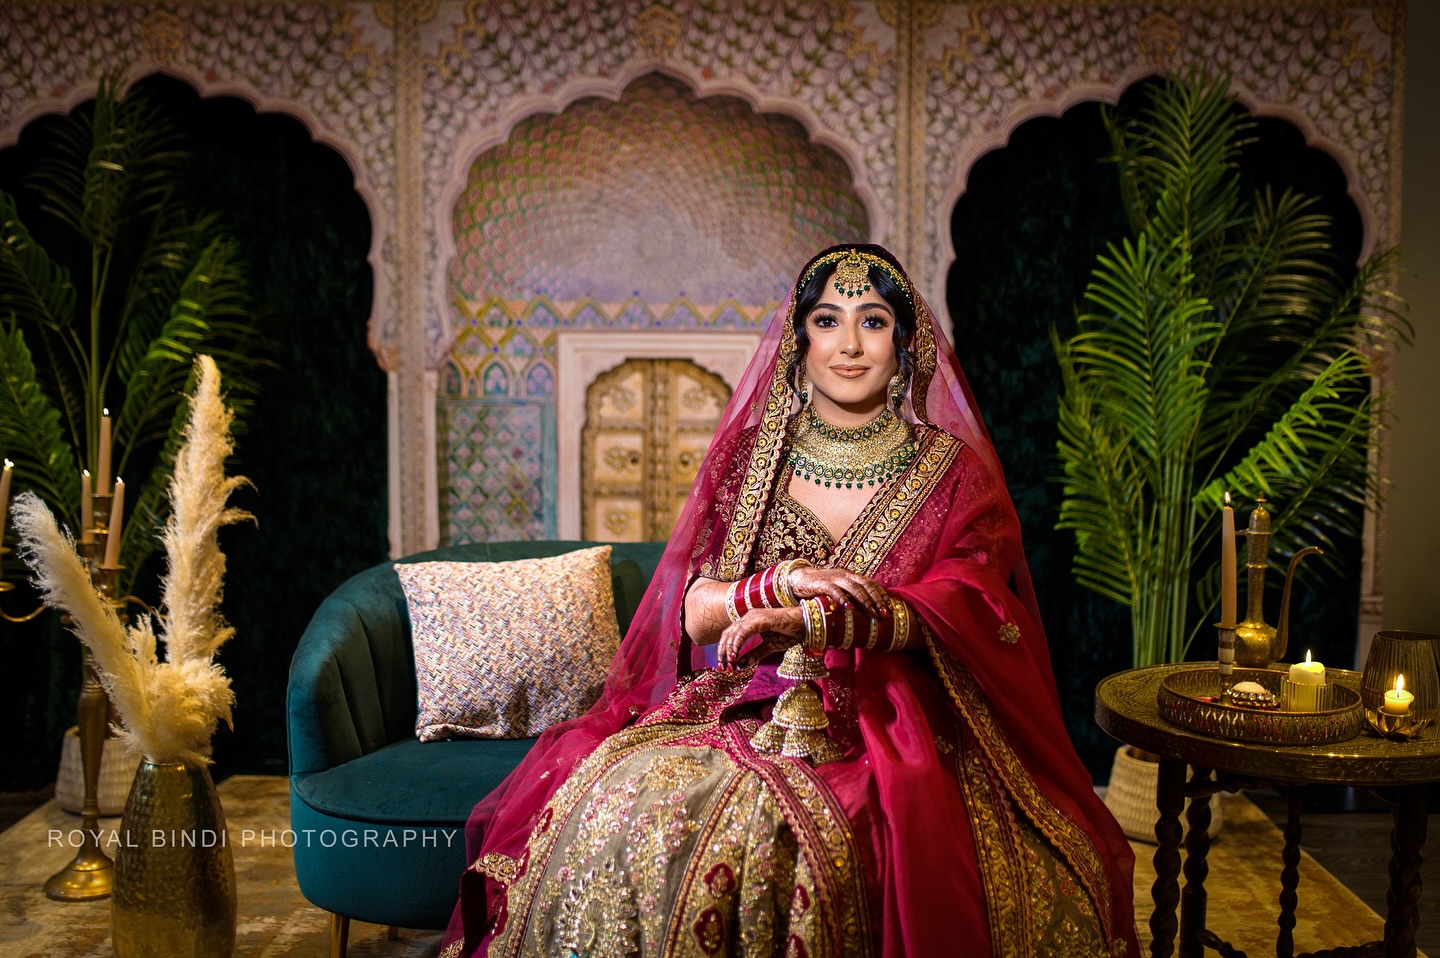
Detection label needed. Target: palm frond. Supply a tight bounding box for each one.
[1201,249,1404,463]
[1194,352,1373,510]
[0,320,78,522]
[0,188,79,335]
[1054,72,1405,666]
[1069,232,1221,472]
[1208,189,1340,345]
[114,210,219,385]
[114,234,250,459]
[28,69,185,251]
[1053,330,1145,607]
[1107,74,1247,253]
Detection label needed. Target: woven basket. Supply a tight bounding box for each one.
[1102,745,1223,843]
[55,726,141,817]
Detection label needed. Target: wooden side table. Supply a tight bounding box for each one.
[1095,664,1440,958]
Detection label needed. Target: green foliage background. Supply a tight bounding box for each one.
[0,75,388,788]
[949,84,1365,778]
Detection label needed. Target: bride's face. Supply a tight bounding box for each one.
[802,283,900,425]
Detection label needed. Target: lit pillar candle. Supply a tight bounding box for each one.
[1220,492,1237,627]
[1287,650,1326,711]
[0,458,12,538]
[96,409,112,496]
[1383,674,1414,715]
[80,469,94,544]
[102,478,124,569]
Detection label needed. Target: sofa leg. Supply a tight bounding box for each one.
[387,924,401,940]
[329,912,350,958]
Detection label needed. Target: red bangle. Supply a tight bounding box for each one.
[729,559,811,621]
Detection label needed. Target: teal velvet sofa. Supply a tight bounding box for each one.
[286,540,666,954]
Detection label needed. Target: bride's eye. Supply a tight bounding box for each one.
[861,314,891,329]
[809,314,839,328]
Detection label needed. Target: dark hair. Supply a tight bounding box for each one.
[786,244,917,394]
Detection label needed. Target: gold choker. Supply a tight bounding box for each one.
[786,406,916,489]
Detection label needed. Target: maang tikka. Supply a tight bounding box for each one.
[831,251,872,298]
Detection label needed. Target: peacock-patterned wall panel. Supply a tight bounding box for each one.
[440,72,868,542]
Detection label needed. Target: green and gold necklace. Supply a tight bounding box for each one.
[786,405,916,489]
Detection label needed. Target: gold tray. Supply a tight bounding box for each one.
[1157,667,1363,745]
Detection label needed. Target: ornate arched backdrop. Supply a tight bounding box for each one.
[0,2,1405,745]
[438,72,869,543]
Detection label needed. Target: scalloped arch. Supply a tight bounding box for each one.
[936,70,1379,304]
[0,65,386,362]
[435,64,881,356]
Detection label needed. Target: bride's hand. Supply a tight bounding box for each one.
[716,607,804,669]
[787,565,890,618]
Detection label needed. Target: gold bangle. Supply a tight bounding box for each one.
[888,599,911,652]
[725,580,742,623]
[801,598,826,653]
[840,605,855,650]
[775,558,812,608]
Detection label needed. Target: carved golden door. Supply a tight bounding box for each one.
[581,358,731,542]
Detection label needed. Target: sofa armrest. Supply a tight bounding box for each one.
[287,540,668,777]
[287,564,417,776]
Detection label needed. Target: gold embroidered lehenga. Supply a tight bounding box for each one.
[440,246,1139,958]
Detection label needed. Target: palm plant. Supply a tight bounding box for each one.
[1053,74,1406,669]
[0,71,266,595]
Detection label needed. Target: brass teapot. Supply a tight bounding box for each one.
[1233,497,1323,668]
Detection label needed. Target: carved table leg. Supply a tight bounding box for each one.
[1150,756,1187,958]
[1383,784,1426,958]
[1178,767,1214,958]
[1275,786,1303,958]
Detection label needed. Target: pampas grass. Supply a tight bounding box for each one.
[14,355,252,765]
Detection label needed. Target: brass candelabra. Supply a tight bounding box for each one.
[0,543,45,623]
[44,492,115,899]
[35,490,140,902]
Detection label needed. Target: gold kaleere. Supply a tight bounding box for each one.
[752,645,841,764]
[778,644,829,681]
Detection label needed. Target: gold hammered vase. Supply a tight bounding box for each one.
[111,761,236,958]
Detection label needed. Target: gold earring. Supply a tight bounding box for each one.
[889,373,904,409]
[800,372,812,406]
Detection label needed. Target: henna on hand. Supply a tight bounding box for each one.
[787,565,890,618]
[716,606,804,669]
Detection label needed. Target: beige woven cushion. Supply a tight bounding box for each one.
[396,545,620,741]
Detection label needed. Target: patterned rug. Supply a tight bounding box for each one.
[0,775,1400,957]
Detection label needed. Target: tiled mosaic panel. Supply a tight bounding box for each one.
[422,1,898,307]
[438,399,552,544]
[450,73,867,306]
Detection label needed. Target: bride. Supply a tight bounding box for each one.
[440,245,1138,958]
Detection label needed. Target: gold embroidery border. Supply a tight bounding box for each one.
[724,723,874,958]
[924,632,1122,953]
[832,426,958,576]
[717,307,798,580]
[474,851,519,885]
[954,714,1033,955]
[490,721,700,958]
[659,767,756,955]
